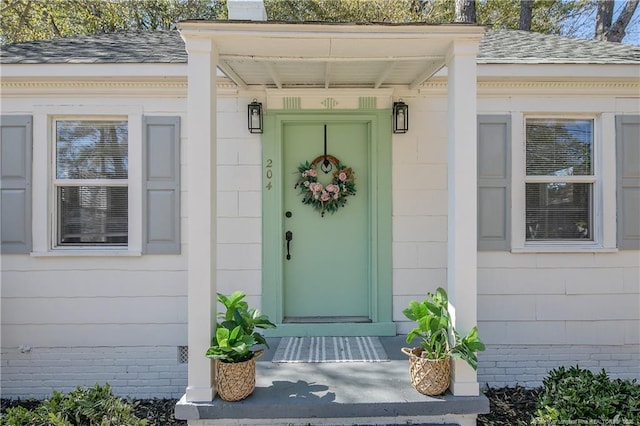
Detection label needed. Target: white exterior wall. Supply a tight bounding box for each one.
[392,95,450,325]
[478,251,639,388]
[215,93,263,309]
[474,83,640,387]
[0,81,266,398]
[2,74,638,398]
[389,79,640,387]
[1,85,189,398]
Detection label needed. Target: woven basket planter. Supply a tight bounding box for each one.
[401,347,451,396]
[214,350,264,401]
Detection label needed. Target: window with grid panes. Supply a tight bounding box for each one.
[54,120,128,246]
[525,118,594,241]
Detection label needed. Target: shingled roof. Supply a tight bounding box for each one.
[0,31,186,64]
[2,28,639,65]
[478,29,640,64]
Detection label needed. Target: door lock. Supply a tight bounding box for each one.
[285,231,293,260]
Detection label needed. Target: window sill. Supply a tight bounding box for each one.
[511,244,618,254]
[31,250,142,257]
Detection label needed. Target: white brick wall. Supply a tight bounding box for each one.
[215,94,263,306]
[3,343,637,398]
[478,344,640,388]
[392,97,450,328]
[0,346,187,399]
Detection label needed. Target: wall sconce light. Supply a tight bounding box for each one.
[393,100,409,134]
[248,99,263,134]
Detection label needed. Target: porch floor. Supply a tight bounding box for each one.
[175,336,489,426]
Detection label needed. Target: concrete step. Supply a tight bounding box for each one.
[175,336,488,426]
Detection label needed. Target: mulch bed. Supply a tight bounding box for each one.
[0,398,41,413]
[2,386,540,425]
[478,386,540,425]
[131,399,187,425]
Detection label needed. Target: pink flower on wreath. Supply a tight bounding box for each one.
[338,171,348,182]
[307,169,317,177]
[309,182,323,193]
[326,184,339,193]
[320,191,331,202]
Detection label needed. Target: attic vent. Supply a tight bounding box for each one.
[359,97,377,110]
[283,97,301,110]
[178,346,188,364]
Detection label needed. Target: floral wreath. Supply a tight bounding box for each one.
[294,155,356,217]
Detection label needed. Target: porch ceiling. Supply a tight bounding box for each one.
[179,21,486,89]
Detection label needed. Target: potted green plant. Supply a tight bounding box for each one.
[206,291,276,401]
[401,287,485,395]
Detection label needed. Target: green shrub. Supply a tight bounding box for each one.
[532,365,640,424]
[1,383,147,426]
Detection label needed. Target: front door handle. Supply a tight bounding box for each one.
[285,231,293,260]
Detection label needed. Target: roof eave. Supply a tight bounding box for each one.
[178,20,488,38]
[178,21,486,89]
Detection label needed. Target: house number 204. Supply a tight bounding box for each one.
[265,159,273,190]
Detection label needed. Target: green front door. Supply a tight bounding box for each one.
[262,110,395,336]
[282,122,369,320]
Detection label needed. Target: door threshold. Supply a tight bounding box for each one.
[283,316,372,324]
[265,321,397,337]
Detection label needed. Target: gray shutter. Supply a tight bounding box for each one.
[1,115,32,254]
[142,116,181,254]
[616,115,640,250]
[477,115,511,250]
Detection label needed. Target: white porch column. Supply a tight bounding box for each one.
[446,39,481,396]
[183,34,218,402]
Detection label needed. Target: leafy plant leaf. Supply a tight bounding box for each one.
[402,287,484,370]
[207,291,276,363]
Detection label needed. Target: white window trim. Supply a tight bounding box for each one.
[30,105,142,256]
[511,112,617,253]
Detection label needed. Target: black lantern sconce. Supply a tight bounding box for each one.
[393,100,409,134]
[248,99,263,134]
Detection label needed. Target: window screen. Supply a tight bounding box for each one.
[525,119,594,241]
[55,120,128,246]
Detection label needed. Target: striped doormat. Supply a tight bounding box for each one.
[272,336,389,363]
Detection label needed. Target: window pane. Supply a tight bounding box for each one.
[58,186,128,245]
[56,121,128,179]
[526,119,593,176]
[526,183,591,240]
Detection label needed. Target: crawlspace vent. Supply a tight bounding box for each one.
[178,346,188,364]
